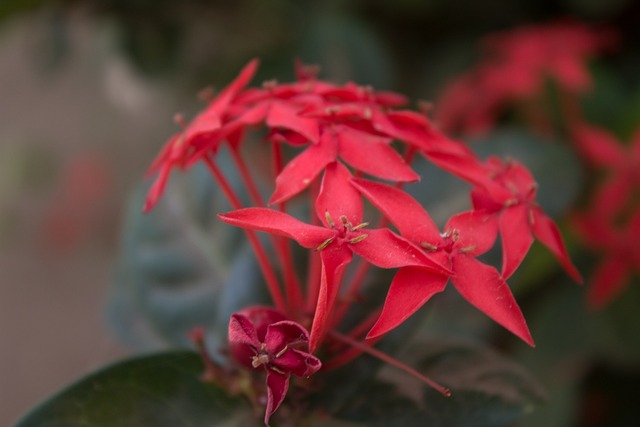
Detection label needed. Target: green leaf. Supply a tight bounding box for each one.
[14,351,256,427]
[108,157,268,351]
[336,340,545,427]
[512,279,640,426]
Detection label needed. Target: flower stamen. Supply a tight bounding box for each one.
[275,345,289,358]
[252,353,270,368]
[325,211,335,228]
[420,241,438,251]
[316,237,335,251]
[349,234,368,244]
[352,222,369,231]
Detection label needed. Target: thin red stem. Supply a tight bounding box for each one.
[333,259,370,323]
[229,145,266,207]
[204,155,287,313]
[271,142,304,311]
[325,307,382,355]
[327,331,452,397]
[188,327,222,382]
[323,336,382,370]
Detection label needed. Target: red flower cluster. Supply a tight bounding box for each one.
[572,125,640,308]
[436,21,616,135]
[145,59,579,423]
[432,19,635,311]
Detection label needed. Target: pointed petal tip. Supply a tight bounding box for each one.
[364,327,384,341]
[524,334,535,348]
[142,197,155,214]
[515,323,535,347]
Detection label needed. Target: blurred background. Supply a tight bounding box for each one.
[1,0,639,425]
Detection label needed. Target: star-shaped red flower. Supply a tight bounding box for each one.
[470,157,582,282]
[219,162,449,351]
[353,178,534,346]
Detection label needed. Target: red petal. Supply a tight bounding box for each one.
[374,90,408,107]
[182,109,222,144]
[221,58,259,101]
[351,178,440,243]
[183,120,244,168]
[269,133,337,205]
[183,59,259,142]
[143,162,172,213]
[451,256,534,346]
[228,313,259,347]
[228,313,260,368]
[425,151,494,189]
[551,56,591,93]
[531,208,582,283]
[236,102,269,126]
[445,210,498,256]
[234,306,287,341]
[590,174,633,221]
[338,127,419,182]
[146,133,180,177]
[267,101,320,143]
[367,267,448,339]
[350,228,450,273]
[571,124,623,167]
[315,162,363,227]
[264,320,310,354]
[265,370,290,425]
[587,256,630,309]
[309,246,353,352]
[499,205,534,279]
[273,348,322,378]
[218,208,332,248]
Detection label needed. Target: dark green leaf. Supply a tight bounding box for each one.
[108,156,268,351]
[513,279,640,426]
[14,352,256,427]
[336,340,545,427]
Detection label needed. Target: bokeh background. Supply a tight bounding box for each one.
[1,0,639,425]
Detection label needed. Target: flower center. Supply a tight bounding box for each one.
[317,211,369,250]
[251,343,290,369]
[252,343,271,368]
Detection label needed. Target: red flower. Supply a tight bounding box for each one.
[437,21,616,135]
[468,157,582,282]
[228,306,321,425]
[572,124,640,220]
[219,162,449,351]
[353,178,534,346]
[268,88,423,205]
[573,209,640,309]
[144,59,259,212]
[270,124,419,205]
